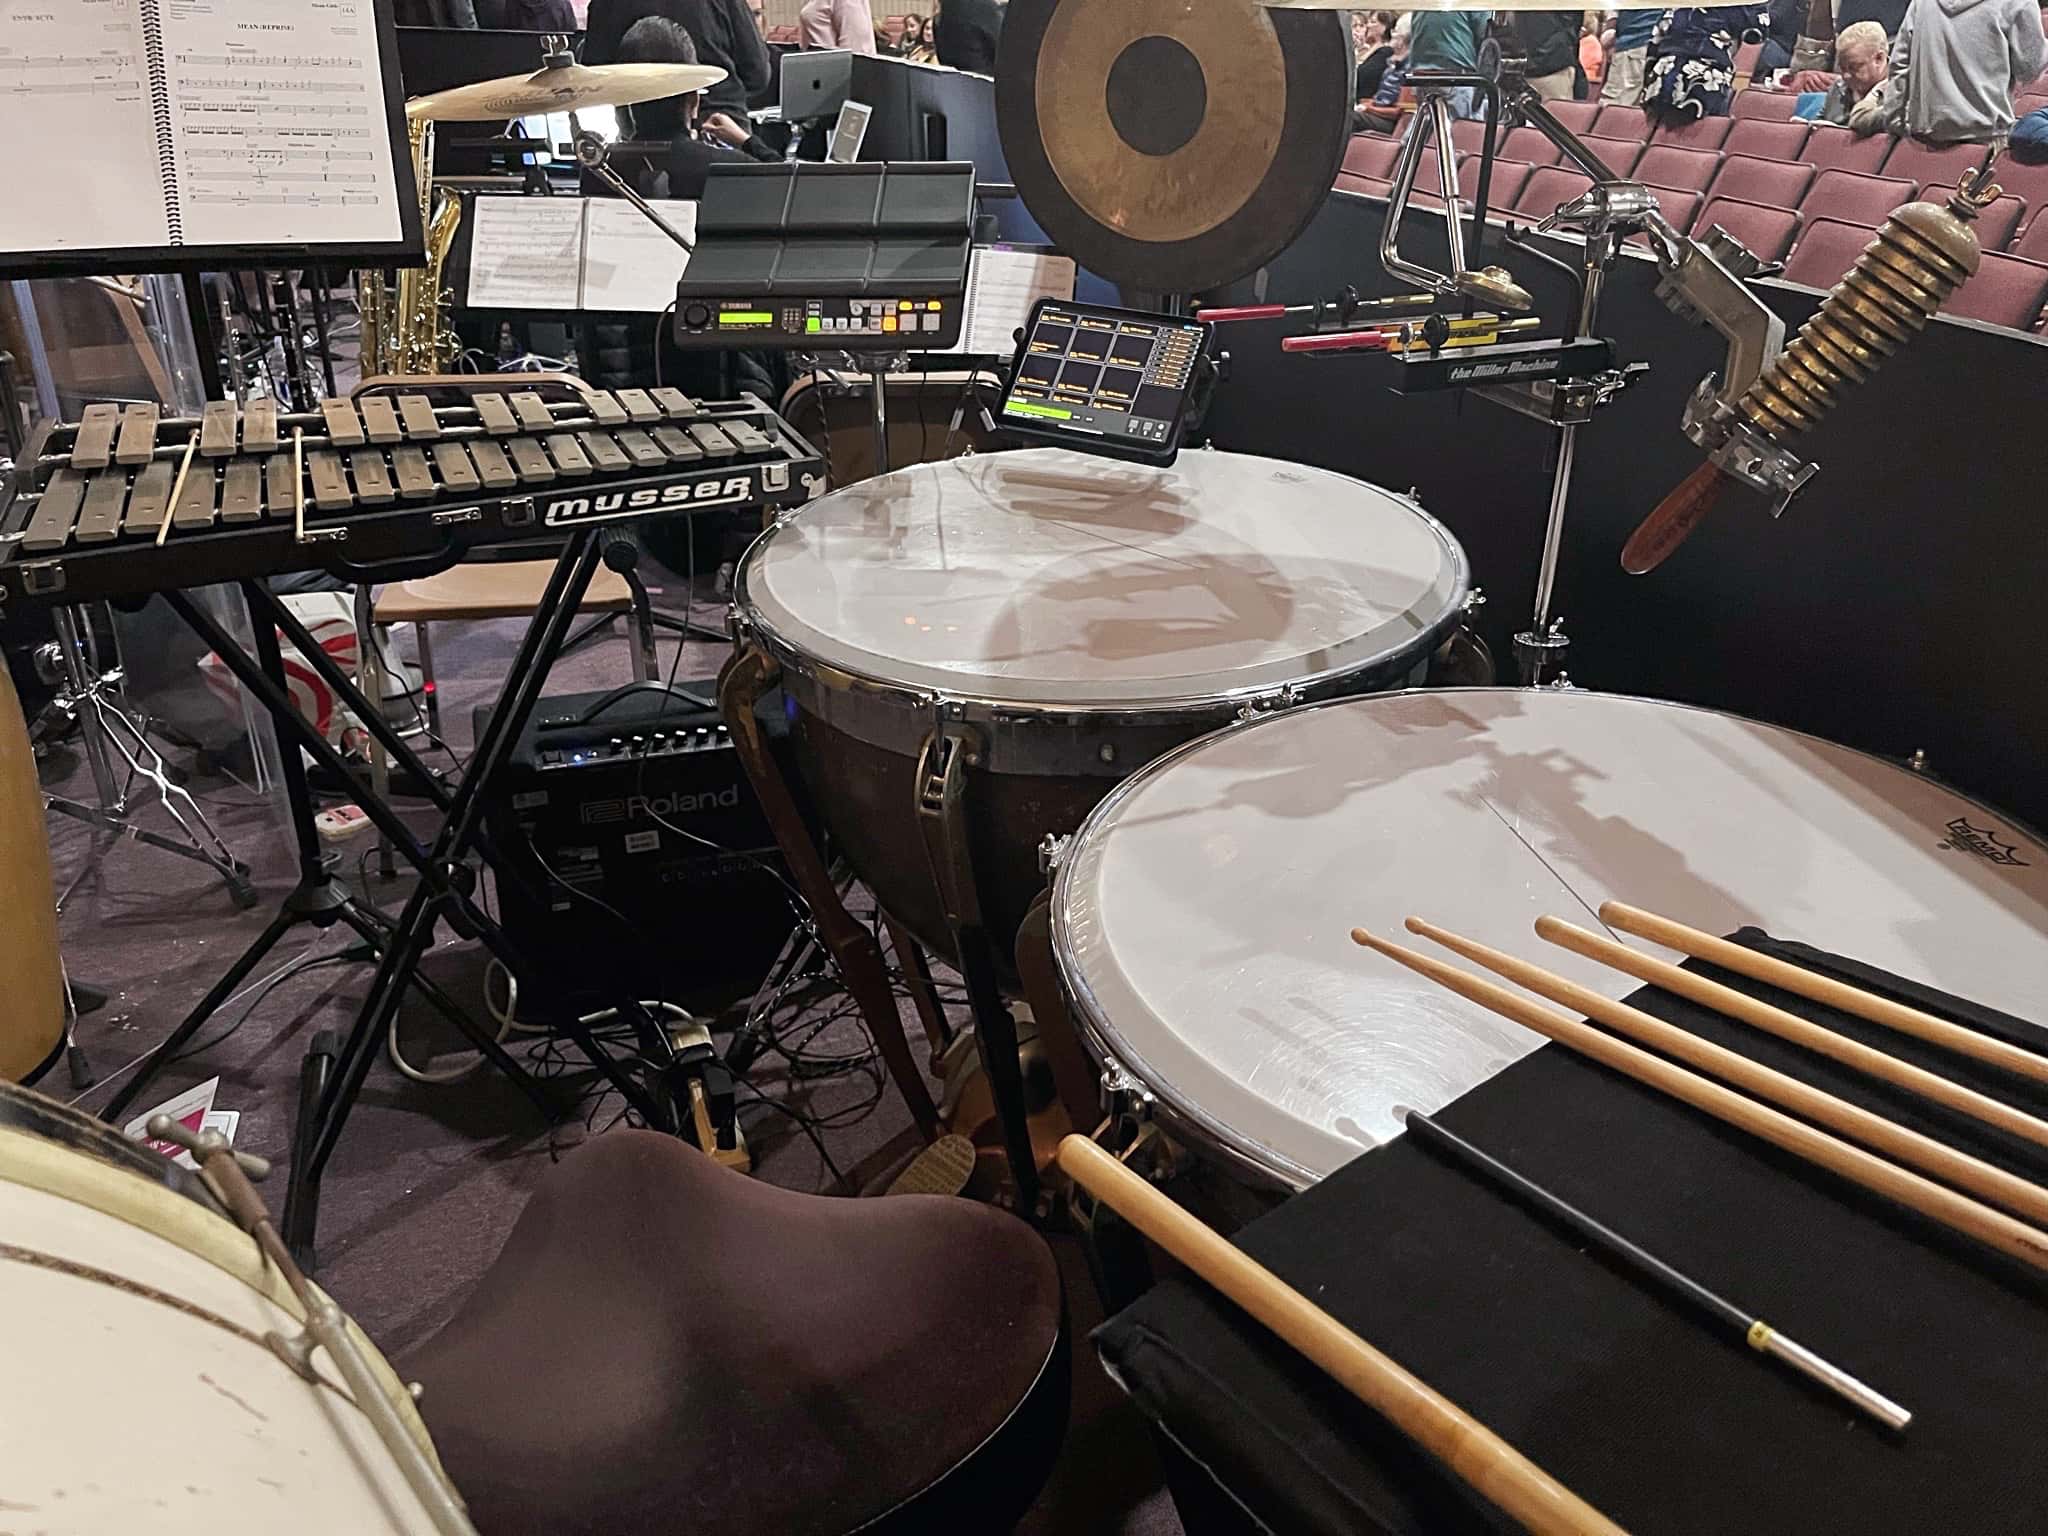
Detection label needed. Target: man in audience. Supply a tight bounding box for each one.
[1408,8,1492,120]
[585,0,770,121]
[1819,20,1895,128]
[1604,6,1663,101]
[933,0,1003,73]
[1884,0,2047,141]
[616,15,779,191]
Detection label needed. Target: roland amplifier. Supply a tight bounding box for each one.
[478,682,808,1022]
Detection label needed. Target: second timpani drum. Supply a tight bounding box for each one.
[1051,688,2048,1190]
[733,447,1471,974]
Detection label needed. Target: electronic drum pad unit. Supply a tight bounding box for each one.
[996,0,1352,295]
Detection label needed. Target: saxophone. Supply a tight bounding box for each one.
[361,116,463,377]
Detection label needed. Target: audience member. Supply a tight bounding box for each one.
[1354,12,1398,102]
[1516,9,1585,98]
[1644,6,1770,121]
[1358,15,1414,132]
[1408,8,1492,120]
[1605,6,1662,102]
[1885,0,2047,141]
[1817,20,1893,129]
[614,17,778,196]
[585,0,768,121]
[933,0,1003,73]
[1759,0,1807,68]
[395,0,479,23]
[475,0,578,25]
[799,0,878,52]
[1581,19,1611,88]
[2013,101,2048,157]
[893,15,936,60]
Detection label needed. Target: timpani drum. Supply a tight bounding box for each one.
[733,447,1471,976]
[1051,689,2048,1191]
[0,1080,464,1531]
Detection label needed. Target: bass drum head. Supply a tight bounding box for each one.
[0,1077,221,1211]
[738,448,1468,714]
[1053,689,2048,1189]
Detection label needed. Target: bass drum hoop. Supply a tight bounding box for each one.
[1047,686,2048,1191]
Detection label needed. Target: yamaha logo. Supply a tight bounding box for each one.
[544,476,757,528]
[583,787,742,824]
[1938,818,2030,867]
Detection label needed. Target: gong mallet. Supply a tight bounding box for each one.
[1057,1135,1632,1536]
[1537,916,2048,1153]
[1599,902,2048,1088]
[1404,1111,1911,1430]
[1403,918,2048,1230]
[1349,929,2048,1275]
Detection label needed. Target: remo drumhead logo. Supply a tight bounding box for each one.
[1939,818,2030,867]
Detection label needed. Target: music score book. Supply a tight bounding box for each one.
[935,247,1079,357]
[466,197,699,315]
[0,0,420,276]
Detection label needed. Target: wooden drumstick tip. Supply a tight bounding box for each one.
[1621,461,1732,575]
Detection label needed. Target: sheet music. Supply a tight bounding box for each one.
[467,196,585,310]
[158,0,403,247]
[580,199,697,314]
[0,0,170,251]
[942,248,1079,357]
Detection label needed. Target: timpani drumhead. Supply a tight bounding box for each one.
[738,449,1467,712]
[1053,689,2048,1189]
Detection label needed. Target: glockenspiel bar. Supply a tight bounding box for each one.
[244,399,281,456]
[321,399,367,449]
[651,388,698,420]
[263,453,297,519]
[546,433,594,478]
[577,430,631,474]
[23,470,87,552]
[687,422,738,459]
[432,441,480,494]
[124,460,175,539]
[171,460,218,529]
[199,401,239,460]
[359,395,404,446]
[115,404,161,467]
[723,419,771,456]
[613,429,668,470]
[398,394,442,441]
[469,438,518,490]
[474,392,520,436]
[70,405,121,473]
[220,459,264,524]
[510,392,555,432]
[615,388,662,425]
[308,450,354,511]
[350,450,396,506]
[585,390,630,428]
[507,436,557,485]
[653,426,704,463]
[392,446,437,501]
[73,472,129,544]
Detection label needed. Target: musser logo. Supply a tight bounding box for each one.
[545,476,756,527]
[1938,818,2030,867]
[582,787,742,824]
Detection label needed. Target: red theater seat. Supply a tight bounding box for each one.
[1450,117,1491,157]
[1801,169,1917,226]
[1343,133,1403,180]
[1733,89,1801,121]
[1881,136,1990,189]
[1498,126,1565,167]
[1585,136,1646,175]
[1653,115,1736,151]
[1694,197,1803,261]
[1465,157,1536,209]
[1639,186,1702,241]
[1991,152,2048,221]
[1781,218,1880,287]
[1947,252,2048,329]
[2015,216,2048,261]
[1708,154,1816,209]
[1545,100,1602,135]
[1724,119,1812,161]
[1514,165,1595,219]
[1632,145,1725,193]
[1335,172,1391,199]
[1594,103,1652,138]
[1802,124,1894,174]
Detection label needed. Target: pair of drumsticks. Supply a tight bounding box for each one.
[1062,901,2048,1536]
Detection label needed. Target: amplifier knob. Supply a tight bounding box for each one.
[683,302,711,329]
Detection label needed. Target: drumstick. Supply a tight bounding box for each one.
[1056,1135,1632,1536]
[1349,929,2048,1274]
[155,430,198,548]
[1404,918,2048,1230]
[1537,916,2048,1154]
[1403,1112,1912,1431]
[1599,902,2048,1087]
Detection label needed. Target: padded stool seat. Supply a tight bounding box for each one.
[373,560,636,623]
[402,1132,1068,1536]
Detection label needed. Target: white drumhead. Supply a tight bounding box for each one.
[1055,689,2048,1188]
[739,448,1466,708]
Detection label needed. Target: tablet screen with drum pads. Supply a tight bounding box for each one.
[1097,933,2048,1536]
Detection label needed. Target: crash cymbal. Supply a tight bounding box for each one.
[997,0,1351,294]
[407,62,729,122]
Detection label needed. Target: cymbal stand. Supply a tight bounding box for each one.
[37,602,256,911]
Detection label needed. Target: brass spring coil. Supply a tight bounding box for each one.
[1739,196,1987,442]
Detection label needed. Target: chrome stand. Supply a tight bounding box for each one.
[38,604,256,911]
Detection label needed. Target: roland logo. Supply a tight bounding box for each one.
[544,476,756,527]
[583,787,742,824]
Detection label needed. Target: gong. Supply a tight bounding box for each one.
[996,0,1352,294]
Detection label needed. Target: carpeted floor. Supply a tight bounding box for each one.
[34,558,1181,1536]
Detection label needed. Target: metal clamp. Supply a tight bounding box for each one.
[1680,378,1819,514]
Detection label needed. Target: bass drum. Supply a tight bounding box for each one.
[1052,689,2048,1191]
[734,447,1470,979]
[0,1079,462,1531]
[0,659,64,1081]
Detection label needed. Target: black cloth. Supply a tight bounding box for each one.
[1838,0,1911,35]
[661,131,776,199]
[1515,10,1582,77]
[934,0,1002,74]
[581,0,759,118]
[473,0,577,26]
[395,0,479,25]
[1354,44,1394,100]
[1099,932,2048,1536]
